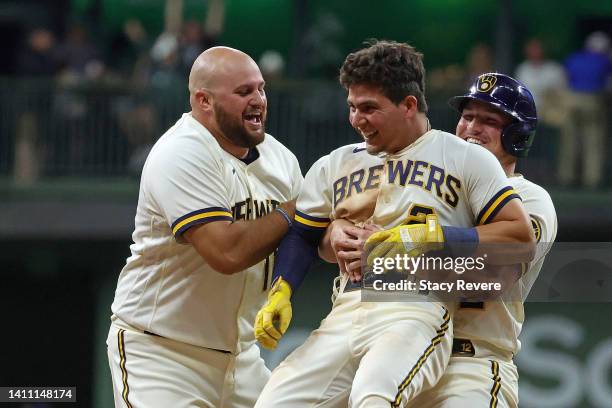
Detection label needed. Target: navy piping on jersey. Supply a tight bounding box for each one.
[477,186,521,225]
[294,210,330,230]
[239,147,260,165]
[172,207,234,237]
[392,307,451,407]
[117,329,133,408]
[489,360,501,408]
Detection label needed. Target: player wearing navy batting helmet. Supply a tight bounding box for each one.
[407,72,557,408]
[448,72,538,158]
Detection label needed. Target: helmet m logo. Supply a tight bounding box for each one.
[477,75,497,93]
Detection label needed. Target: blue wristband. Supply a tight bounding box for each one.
[275,207,293,227]
[441,226,479,256]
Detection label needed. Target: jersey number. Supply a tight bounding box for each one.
[406,204,436,224]
[262,250,277,291]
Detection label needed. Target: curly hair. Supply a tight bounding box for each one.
[339,39,428,112]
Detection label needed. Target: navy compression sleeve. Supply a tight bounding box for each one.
[272,223,325,292]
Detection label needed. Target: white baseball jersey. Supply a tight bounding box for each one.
[409,175,556,408]
[256,129,519,407]
[111,112,303,353]
[453,174,557,355]
[296,129,518,234]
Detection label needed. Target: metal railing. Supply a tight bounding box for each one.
[0,78,560,184]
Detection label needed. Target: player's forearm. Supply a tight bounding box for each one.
[213,210,292,274]
[186,203,294,275]
[476,219,534,244]
[318,218,355,263]
[473,220,535,265]
[432,209,534,265]
[318,226,337,263]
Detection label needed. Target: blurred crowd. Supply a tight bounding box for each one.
[430,32,612,189]
[10,1,225,179]
[16,14,222,86]
[5,6,612,189]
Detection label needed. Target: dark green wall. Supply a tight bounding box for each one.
[76,0,612,70]
[95,0,294,62]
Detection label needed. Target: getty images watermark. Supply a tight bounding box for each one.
[369,252,502,294]
[357,242,612,303]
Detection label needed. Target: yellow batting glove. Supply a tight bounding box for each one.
[254,277,292,350]
[366,214,444,266]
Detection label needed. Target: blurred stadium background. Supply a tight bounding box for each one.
[1,0,611,407]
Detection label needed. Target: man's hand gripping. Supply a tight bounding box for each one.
[366,214,444,267]
[254,277,292,350]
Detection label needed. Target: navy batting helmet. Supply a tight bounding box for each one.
[448,73,537,158]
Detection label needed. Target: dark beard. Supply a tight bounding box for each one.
[214,102,265,148]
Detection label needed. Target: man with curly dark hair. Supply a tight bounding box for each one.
[340,39,428,113]
[254,40,533,407]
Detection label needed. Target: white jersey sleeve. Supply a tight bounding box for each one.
[518,177,557,252]
[461,143,520,225]
[294,155,333,231]
[510,176,557,272]
[143,134,234,239]
[289,153,305,201]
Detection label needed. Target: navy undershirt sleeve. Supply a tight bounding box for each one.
[272,223,325,292]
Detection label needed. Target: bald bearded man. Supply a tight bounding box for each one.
[107,47,303,408]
